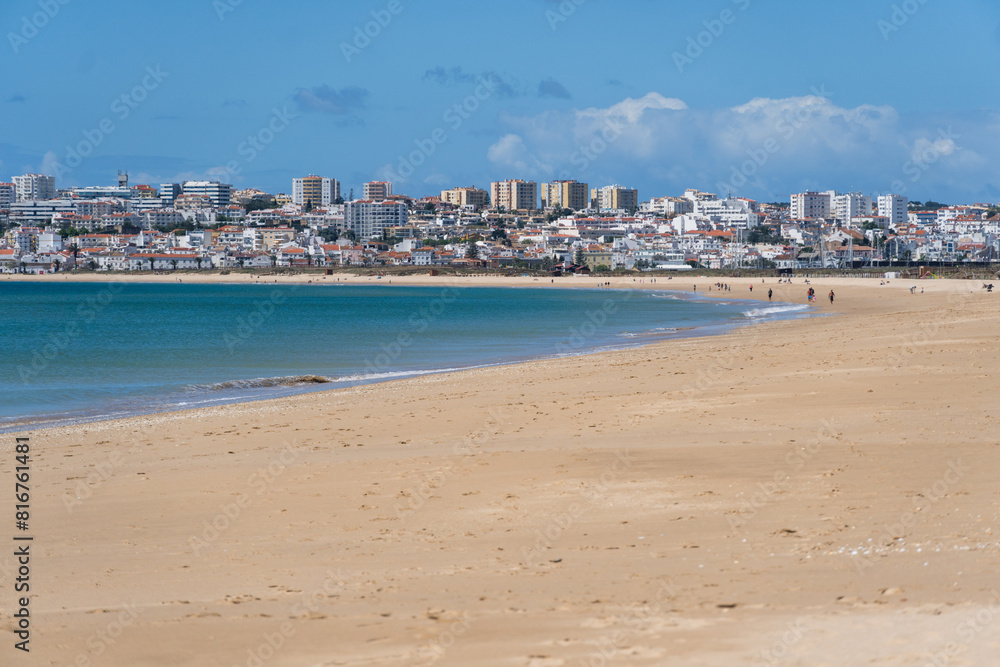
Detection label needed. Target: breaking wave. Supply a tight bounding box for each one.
[743,304,811,318]
[191,375,333,391]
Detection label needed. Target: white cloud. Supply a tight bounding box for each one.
[39,151,62,178]
[486,92,1000,202]
[423,173,451,187]
[579,92,687,124]
[487,134,551,176]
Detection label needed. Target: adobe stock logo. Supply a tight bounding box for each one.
[340,0,407,63]
[546,0,587,31]
[7,0,72,54]
[672,0,751,73]
[48,66,169,178]
[878,0,930,41]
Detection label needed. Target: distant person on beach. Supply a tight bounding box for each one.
[768,289,773,301]
[829,290,835,304]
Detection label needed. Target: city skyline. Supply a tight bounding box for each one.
[3,0,1000,203]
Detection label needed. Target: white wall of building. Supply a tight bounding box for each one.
[877,194,909,227]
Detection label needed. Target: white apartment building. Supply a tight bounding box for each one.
[877,194,909,227]
[345,200,409,241]
[13,173,56,202]
[830,192,872,224]
[293,176,340,207]
[683,189,719,206]
[699,198,761,230]
[491,180,538,211]
[0,182,15,208]
[645,197,694,216]
[73,200,119,217]
[182,181,233,208]
[790,192,832,220]
[141,210,185,228]
[363,181,392,201]
[10,199,76,224]
[936,206,979,223]
[6,228,37,253]
[159,183,183,206]
[592,185,638,211]
[127,198,171,214]
[37,232,64,253]
[67,186,133,200]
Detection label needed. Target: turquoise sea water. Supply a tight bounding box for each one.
[0,281,812,431]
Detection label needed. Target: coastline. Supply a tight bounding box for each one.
[9,276,1000,665]
[1,278,812,434]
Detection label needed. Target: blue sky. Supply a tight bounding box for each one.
[2,0,1000,204]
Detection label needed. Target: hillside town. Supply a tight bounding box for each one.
[2,172,999,274]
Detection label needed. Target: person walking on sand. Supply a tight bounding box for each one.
[768,288,772,301]
[829,290,835,304]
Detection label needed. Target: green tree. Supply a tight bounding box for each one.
[466,242,480,260]
[573,247,585,266]
[747,226,784,245]
[245,199,274,213]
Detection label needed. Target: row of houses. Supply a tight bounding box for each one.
[3,184,1000,272]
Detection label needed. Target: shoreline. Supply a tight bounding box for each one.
[9,276,1000,665]
[4,284,813,435]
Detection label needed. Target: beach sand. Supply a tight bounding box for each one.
[6,274,1000,665]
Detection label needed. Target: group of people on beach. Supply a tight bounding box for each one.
[694,280,835,305]
[806,288,835,303]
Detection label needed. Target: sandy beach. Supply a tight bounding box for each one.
[5,273,1000,666]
